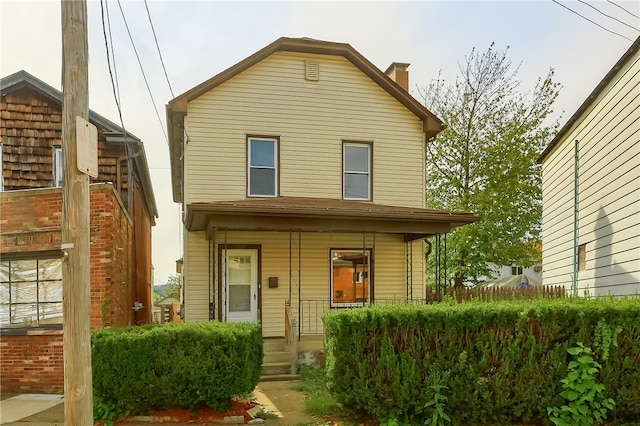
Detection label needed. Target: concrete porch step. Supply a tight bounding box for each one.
[264,350,291,364]
[259,373,300,382]
[263,338,286,352]
[262,361,292,376]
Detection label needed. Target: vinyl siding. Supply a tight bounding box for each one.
[183,230,424,337]
[541,49,640,296]
[183,51,425,208]
[182,230,211,322]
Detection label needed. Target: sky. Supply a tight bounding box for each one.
[1,0,638,286]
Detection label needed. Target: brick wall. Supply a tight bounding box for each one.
[0,184,138,393]
[133,178,153,324]
[0,331,64,393]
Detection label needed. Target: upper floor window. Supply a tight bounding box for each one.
[511,266,523,275]
[343,142,371,200]
[247,136,278,197]
[53,146,63,187]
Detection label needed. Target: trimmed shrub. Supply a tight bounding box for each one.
[92,321,262,415]
[323,297,640,425]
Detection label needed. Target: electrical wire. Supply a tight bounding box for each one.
[116,0,169,143]
[578,0,639,33]
[143,0,175,98]
[101,0,132,212]
[606,0,640,20]
[552,0,634,42]
[100,0,126,135]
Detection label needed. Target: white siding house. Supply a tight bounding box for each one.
[539,37,640,297]
[167,38,479,341]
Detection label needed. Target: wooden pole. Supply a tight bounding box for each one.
[61,1,93,424]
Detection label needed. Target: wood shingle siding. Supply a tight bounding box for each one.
[1,86,135,196]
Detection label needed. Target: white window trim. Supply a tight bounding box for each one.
[247,137,278,197]
[343,142,371,201]
[53,146,63,188]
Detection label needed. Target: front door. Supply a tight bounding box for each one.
[223,249,258,322]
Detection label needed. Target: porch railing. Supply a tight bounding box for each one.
[300,298,425,335]
[299,285,566,336]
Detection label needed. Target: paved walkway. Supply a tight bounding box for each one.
[0,394,63,425]
[0,381,316,426]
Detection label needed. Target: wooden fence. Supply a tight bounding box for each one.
[424,285,566,303]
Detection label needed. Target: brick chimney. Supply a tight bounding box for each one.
[385,62,410,91]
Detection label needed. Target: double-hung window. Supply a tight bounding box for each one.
[53,146,63,187]
[0,257,63,327]
[343,142,371,200]
[247,137,278,197]
[330,249,371,307]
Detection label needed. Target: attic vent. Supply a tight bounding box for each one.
[305,61,319,81]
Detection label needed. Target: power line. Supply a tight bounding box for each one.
[100,0,126,136]
[143,0,175,98]
[578,0,639,33]
[116,0,169,143]
[552,0,634,42]
[606,0,640,20]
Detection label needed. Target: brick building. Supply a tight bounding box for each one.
[0,70,158,393]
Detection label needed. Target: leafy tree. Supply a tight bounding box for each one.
[165,274,182,300]
[419,43,560,286]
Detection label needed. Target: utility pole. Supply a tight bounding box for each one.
[61,1,93,424]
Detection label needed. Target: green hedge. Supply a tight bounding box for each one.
[323,297,640,425]
[92,321,263,414]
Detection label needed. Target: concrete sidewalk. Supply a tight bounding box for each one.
[0,381,315,426]
[0,394,63,425]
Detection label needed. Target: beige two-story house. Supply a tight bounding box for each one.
[167,37,478,342]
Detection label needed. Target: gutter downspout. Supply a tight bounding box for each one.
[573,139,579,297]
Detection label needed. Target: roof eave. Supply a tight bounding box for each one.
[184,200,479,234]
[538,37,640,164]
[1,70,158,218]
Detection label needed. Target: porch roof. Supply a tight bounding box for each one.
[185,197,479,241]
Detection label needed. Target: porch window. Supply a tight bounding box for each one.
[330,249,371,306]
[343,142,371,200]
[0,257,63,327]
[247,136,278,197]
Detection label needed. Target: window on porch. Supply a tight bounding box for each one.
[330,249,371,307]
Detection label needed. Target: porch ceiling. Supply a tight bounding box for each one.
[185,197,479,240]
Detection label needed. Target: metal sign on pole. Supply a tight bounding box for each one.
[76,116,98,178]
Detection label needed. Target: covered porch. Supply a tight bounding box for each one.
[183,197,478,339]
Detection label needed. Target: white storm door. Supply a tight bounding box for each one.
[223,249,258,322]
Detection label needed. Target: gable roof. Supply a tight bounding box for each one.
[166,37,445,203]
[1,70,158,218]
[538,37,640,164]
